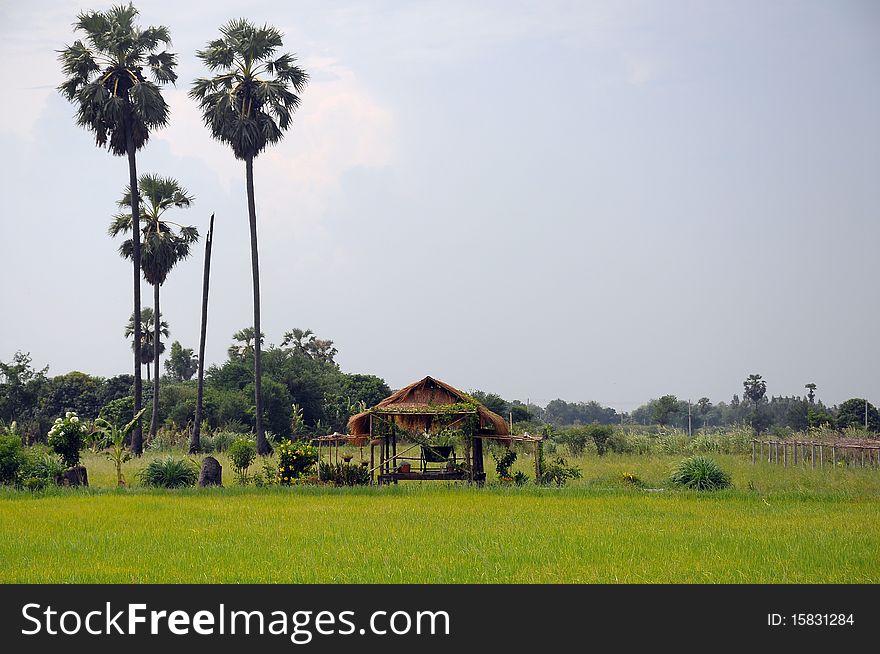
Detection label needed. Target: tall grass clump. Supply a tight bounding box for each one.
[139,457,199,488]
[670,455,731,491]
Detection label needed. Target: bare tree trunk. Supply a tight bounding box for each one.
[246,157,268,455]
[150,282,161,439]
[190,214,214,454]
[126,130,143,456]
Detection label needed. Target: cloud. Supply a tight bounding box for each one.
[155,55,394,255]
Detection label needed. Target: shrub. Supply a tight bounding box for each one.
[670,456,731,491]
[586,424,614,455]
[139,457,199,488]
[492,449,517,480]
[620,471,643,487]
[559,427,591,456]
[0,434,26,484]
[688,434,718,453]
[606,429,633,454]
[21,449,65,490]
[539,455,581,487]
[228,437,257,484]
[47,411,87,467]
[319,461,370,486]
[210,431,238,453]
[511,471,529,486]
[276,439,319,485]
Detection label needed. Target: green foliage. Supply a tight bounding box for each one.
[492,449,517,480]
[651,395,680,426]
[836,399,879,432]
[228,438,257,484]
[94,408,145,487]
[47,411,87,467]
[276,439,318,484]
[670,456,731,491]
[209,431,238,453]
[20,450,65,491]
[164,341,199,382]
[319,461,370,486]
[0,434,26,484]
[138,457,199,488]
[539,452,581,487]
[511,471,530,486]
[246,376,291,438]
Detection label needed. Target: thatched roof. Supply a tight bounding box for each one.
[347,375,510,437]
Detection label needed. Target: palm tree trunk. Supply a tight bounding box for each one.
[246,157,268,455]
[150,282,161,439]
[191,214,214,454]
[126,129,143,456]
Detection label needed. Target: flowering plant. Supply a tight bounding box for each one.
[47,411,88,467]
[276,439,318,485]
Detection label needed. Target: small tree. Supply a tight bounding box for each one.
[743,374,767,412]
[94,408,146,486]
[47,411,88,468]
[165,341,199,381]
[228,437,257,484]
[652,395,679,426]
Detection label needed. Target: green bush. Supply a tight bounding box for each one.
[319,461,370,486]
[670,456,731,491]
[210,431,238,453]
[539,455,581,487]
[492,449,517,480]
[606,429,634,454]
[139,457,199,488]
[21,449,65,490]
[586,424,614,455]
[276,439,318,484]
[47,411,87,467]
[0,434,26,484]
[228,437,257,484]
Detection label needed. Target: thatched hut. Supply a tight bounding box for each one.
[347,376,519,485]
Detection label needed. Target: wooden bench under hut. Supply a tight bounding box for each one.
[346,375,542,485]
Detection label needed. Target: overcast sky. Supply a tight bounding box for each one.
[0,0,878,411]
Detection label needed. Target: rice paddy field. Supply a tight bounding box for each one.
[1,449,879,583]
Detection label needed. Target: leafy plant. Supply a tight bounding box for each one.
[21,449,65,491]
[94,408,146,487]
[492,449,517,481]
[228,437,257,485]
[139,457,199,488]
[47,411,88,467]
[276,439,319,485]
[539,450,581,487]
[0,434,26,485]
[511,471,529,486]
[670,456,731,491]
[210,430,238,452]
[319,461,370,486]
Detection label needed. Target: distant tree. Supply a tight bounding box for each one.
[228,327,265,362]
[282,328,338,364]
[743,374,767,412]
[191,19,308,456]
[471,391,508,416]
[124,308,168,382]
[697,397,712,428]
[651,395,679,426]
[509,402,533,423]
[836,399,880,432]
[805,383,817,403]
[59,3,178,456]
[164,342,199,382]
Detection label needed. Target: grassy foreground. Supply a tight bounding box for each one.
[1,452,878,583]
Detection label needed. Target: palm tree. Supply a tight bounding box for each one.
[111,175,198,437]
[125,308,168,381]
[191,20,307,455]
[228,327,265,362]
[58,3,177,455]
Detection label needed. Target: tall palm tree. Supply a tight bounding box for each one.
[191,20,307,455]
[125,308,168,381]
[58,3,177,455]
[111,175,198,437]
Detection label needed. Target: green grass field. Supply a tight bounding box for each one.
[1,450,878,583]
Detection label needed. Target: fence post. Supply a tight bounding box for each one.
[793,441,798,465]
[832,445,837,466]
[752,440,756,465]
[811,443,815,469]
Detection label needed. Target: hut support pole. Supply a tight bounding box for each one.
[534,440,541,482]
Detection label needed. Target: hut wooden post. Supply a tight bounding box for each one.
[369,440,375,485]
[472,435,484,485]
[534,439,542,482]
[391,425,398,484]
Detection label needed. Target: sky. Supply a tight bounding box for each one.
[0,0,878,411]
